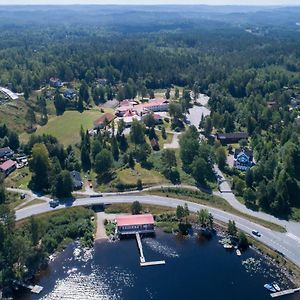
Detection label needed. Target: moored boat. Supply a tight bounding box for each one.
[236,249,241,256]
[273,283,281,291]
[264,284,276,292]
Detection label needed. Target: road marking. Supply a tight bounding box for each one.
[286,233,300,244]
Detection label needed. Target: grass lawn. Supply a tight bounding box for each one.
[0,100,27,133]
[20,109,105,146]
[17,198,46,210]
[104,203,175,215]
[5,167,31,189]
[116,163,168,186]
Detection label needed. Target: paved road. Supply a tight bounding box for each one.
[15,194,300,268]
[213,165,300,246]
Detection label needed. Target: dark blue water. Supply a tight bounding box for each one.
[18,230,300,300]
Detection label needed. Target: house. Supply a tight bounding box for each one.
[49,77,63,88]
[116,214,155,235]
[97,78,108,85]
[234,149,253,171]
[0,146,14,160]
[0,159,17,176]
[115,105,134,117]
[63,89,76,99]
[70,170,83,190]
[216,132,248,144]
[150,138,160,151]
[93,112,115,129]
[135,98,169,113]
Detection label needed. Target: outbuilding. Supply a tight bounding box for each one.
[0,159,17,176]
[116,214,155,235]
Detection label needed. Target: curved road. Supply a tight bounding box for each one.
[15,194,300,268]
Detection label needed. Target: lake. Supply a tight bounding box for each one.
[17,230,300,300]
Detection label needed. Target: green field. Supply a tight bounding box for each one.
[21,109,105,146]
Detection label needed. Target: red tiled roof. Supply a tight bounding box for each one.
[0,159,16,171]
[94,113,115,126]
[116,214,154,226]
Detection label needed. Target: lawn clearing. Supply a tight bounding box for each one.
[117,163,168,186]
[21,109,105,146]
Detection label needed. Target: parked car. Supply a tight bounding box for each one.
[49,200,59,208]
[252,230,261,237]
[20,193,26,200]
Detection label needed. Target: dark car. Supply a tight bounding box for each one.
[49,200,59,208]
[252,230,261,237]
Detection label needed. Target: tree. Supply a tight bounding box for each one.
[54,91,65,115]
[165,88,170,99]
[198,208,210,227]
[130,119,145,146]
[29,143,51,191]
[111,136,119,161]
[176,205,185,222]
[8,131,19,151]
[79,80,90,104]
[95,149,113,175]
[191,157,209,185]
[215,146,227,170]
[128,152,135,169]
[81,144,91,172]
[238,231,249,250]
[131,201,142,215]
[29,216,39,246]
[54,170,73,198]
[161,126,167,139]
[143,113,155,128]
[227,220,237,237]
[243,188,256,207]
[137,179,143,190]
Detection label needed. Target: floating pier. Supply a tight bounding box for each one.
[13,281,43,294]
[270,287,300,298]
[135,232,165,267]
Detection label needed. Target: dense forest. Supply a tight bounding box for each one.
[0,7,299,216]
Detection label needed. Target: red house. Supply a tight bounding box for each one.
[0,159,17,176]
[116,214,155,235]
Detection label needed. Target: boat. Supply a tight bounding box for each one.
[264,284,276,292]
[273,283,281,291]
[223,244,233,249]
[236,249,241,256]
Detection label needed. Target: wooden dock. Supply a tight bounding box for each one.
[270,287,300,298]
[135,232,165,267]
[13,280,43,294]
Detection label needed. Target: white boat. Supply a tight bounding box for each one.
[273,283,281,291]
[236,249,241,256]
[264,284,276,292]
[223,244,233,249]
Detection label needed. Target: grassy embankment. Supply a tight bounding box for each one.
[146,187,286,233]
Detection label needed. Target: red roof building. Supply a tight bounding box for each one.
[0,159,16,176]
[116,214,155,235]
[93,112,115,129]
